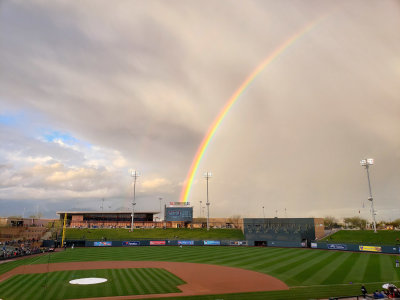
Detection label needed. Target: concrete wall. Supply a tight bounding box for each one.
[243,218,317,242]
[191,218,243,229]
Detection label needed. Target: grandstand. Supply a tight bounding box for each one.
[57,211,158,228]
[56,210,243,229]
[0,217,54,243]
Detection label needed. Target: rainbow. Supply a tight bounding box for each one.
[180,18,324,203]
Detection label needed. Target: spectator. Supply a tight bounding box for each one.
[388,286,395,298]
[394,288,400,298]
[361,285,368,298]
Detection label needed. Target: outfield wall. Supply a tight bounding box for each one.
[80,240,249,247]
[66,239,305,248]
[61,239,400,253]
[69,239,303,247]
[312,242,400,254]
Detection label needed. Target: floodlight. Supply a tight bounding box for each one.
[360,158,377,233]
[131,169,140,177]
[204,171,212,231]
[130,169,140,231]
[360,158,374,166]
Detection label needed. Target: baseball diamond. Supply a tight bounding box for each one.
[1,246,400,300]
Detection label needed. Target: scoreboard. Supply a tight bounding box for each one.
[165,206,193,222]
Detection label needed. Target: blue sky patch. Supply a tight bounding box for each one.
[42,130,92,148]
[43,131,79,145]
[0,113,23,126]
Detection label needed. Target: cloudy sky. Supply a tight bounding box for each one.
[0,0,399,221]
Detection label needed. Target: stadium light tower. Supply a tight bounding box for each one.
[130,169,140,232]
[360,158,377,233]
[204,172,212,231]
[158,197,163,221]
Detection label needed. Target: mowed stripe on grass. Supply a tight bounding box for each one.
[1,247,399,291]
[0,268,184,300]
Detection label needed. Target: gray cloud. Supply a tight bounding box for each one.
[0,0,399,220]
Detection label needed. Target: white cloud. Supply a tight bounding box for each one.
[0,1,399,219]
[140,178,173,192]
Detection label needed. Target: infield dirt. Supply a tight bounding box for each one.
[0,261,288,299]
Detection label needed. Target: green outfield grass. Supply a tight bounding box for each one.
[321,229,400,245]
[65,228,245,240]
[0,268,184,300]
[1,247,399,299]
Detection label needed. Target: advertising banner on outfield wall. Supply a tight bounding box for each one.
[204,240,220,245]
[122,241,140,246]
[94,241,112,247]
[150,241,166,246]
[311,243,317,248]
[359,245,382,252]
[230,241,248,246]
[178,240,194,245]
[328,244,348,250]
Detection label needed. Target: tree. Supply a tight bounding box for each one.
[388,219,400,229]
[47,220,62,229]
[324,216,339,230]
[227,215,242,229]
[343,216,367,229]
[28,212,43,219]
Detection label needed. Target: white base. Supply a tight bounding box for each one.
[69,278,108,285]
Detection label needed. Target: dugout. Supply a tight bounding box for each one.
[243,218,324,247]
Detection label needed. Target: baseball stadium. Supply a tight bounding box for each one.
[1,2,399,299]
[1,204,400,300]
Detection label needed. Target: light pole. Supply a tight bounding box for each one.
[262,206,265,219]
[101,198,105,226]
[159,197,163,221]
[130,170,140,231]
[204,172,212,231]
[360,158,377,233]
[199,201,202,218]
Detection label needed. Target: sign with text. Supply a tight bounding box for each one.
[328,244,347,250]
[359,245,382,252]
[122,241,140,246]
[178,240,194,245]
[165,207,193,222]
[150,241,166,246]
[230,241,248,246]
[311,243,318,248]
[94,241,112,247]
[204,240,220,245]
[168,202,191,206]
